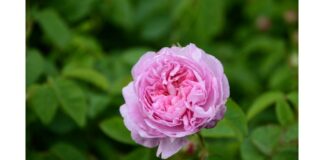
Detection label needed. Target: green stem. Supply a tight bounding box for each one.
[197,132,208,160]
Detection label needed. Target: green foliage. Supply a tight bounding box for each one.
[251,125,281,155]
[62,67,109,92]
[201,99,248,141]
[275,98,295,126]
[50,142,86,160]
[247,92,284,121]
[28,84,58,125]
[26,0,298,159]
[99,116,136,145]
[122,148,151,160]
[26,49,45,86]
[49,78,87,127]
[34,9,71,48]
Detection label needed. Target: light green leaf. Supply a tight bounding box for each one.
[35,9,71,48]
[223,99,248,141]
[26,49,45,85]
[50,142,86,160]
[99,116,136,145]
[275,99,295,126]
[122,148,151,160]
[62,67,109,92]
[251,125,281,155]
[247,92,284,121]
[287,91,298,111]
[29,84,59,125]
[240,138,266,160]
[49,78,87,127]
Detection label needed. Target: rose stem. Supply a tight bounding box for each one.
[197,132,208,160]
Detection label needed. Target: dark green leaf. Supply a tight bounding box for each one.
[194,0,226,43]
[49,78,87,127]
[88,93,110,118]
[26,49,45,85]
[251,125,281,155]
[283,123,298,143]
[122,148,151,160]
[121,47,150,65]
[272,150,298,160]
[240,138,266,160]
[50,0,95,22]
[99,116,136,145]
[223,99,248,141]
[101,0,134,30]
[201,120,236,138]
[275,99,295,126]
[206,139,240,160]
[50,142,86,160]
[141,16,171,40]
[35,9,71,48]
[62,67,109,92]
[29,84,59,125]
[287,91,298,111]
[247,92,284,121]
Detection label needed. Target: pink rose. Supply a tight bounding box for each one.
[120,43,230,159]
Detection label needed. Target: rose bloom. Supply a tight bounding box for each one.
[120,43,229,159]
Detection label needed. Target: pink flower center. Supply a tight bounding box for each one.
[140,57,208,129]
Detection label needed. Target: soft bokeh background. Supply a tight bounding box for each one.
[26,0,298,159]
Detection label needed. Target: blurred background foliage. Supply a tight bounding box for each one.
[26,0,298,159]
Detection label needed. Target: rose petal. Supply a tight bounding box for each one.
[156,137,188,159]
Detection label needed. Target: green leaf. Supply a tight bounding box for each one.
[62,67,109,92]
[88,93,110,118]
[206,139,240,160]
[223,99,248,141]
[49,0,95,22]
[141,16,171,40]
[122,148,151,160]
[247,92,284,121]
[35,9,71,48]
[48,112,77,134]
[49,78,87,127]
[275,99,295,126]
[29,84,59,125]
[240,138,266,160]
[194,0,226,43]
[283,123,298,143]
[101,0,134,30]
[287,91,298,111]
[50,142,86,160]
[99,116,136,145]
[272,150,298,160]
[26,49,45,85]
[251,125,281,155]
[121,47,150,65]
[201,120,236,138]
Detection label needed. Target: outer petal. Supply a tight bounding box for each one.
[132,51,156,79]
[202,52,224,78]
[131,132,159,148]
[120,82,163,139]
[156,137,188,159]
[222,75,230,100]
